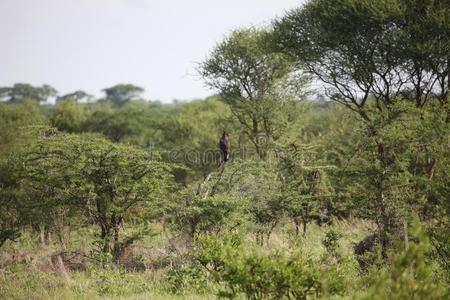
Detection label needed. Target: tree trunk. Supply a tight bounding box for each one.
[39,224,50,245]
[377,142,391,260]
[293,218,300,236]
[303,220,307,235]
[96,198,111,254]
[446,59,450,123]
[403,220,409,250]
[100,224,110,254]
[379,191,389,259]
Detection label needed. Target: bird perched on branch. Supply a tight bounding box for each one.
[219,131,231,162]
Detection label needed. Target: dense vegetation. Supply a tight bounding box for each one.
[0,0,449,299]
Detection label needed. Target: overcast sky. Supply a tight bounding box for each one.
[0,0,303,102]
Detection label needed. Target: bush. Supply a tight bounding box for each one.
[164,264,211,294]
[193,233,321,299]
[362,234,449,299]
[322,228,342,260]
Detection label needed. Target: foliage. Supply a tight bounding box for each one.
[277,143,336,235]
[322,228,343,260]
[0,83,57,103]
[193,233,321,299]
[274,0,449,118]
[56,90,93,102]
[363,226,449,299]
[51,100,86,132]
[168,190,247,240]
[200,27,307,159]
[157,97,234,179]
[82,102,150,143]
[2,128,175,256]
[0,100,48,157]
[164,264,211,294]
[101,84,145,108]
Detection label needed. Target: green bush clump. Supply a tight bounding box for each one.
[362,233,449,300]
[322,228,342,260]
[164,264,211,294]
[193,233,321,299]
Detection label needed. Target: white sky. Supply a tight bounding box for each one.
[0,0,303,102]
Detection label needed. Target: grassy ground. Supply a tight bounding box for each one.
[0,219,373,300]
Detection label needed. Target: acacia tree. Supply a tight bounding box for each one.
[56,90,93,102]
[0,83,57,103]
[277,143,335,235]
[102,84,145,108]
[8,128,174,258]
[273,0,449,120]
[199,28,304,160]
[399,0,450,110]
[214,160,284,244]
[273,0,450,258]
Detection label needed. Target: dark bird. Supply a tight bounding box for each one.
[219,131,231,162]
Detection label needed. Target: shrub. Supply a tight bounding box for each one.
[193,233,321,299]
[322,228,342,260]
[164,264,211,294]
[362,233,449,299]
